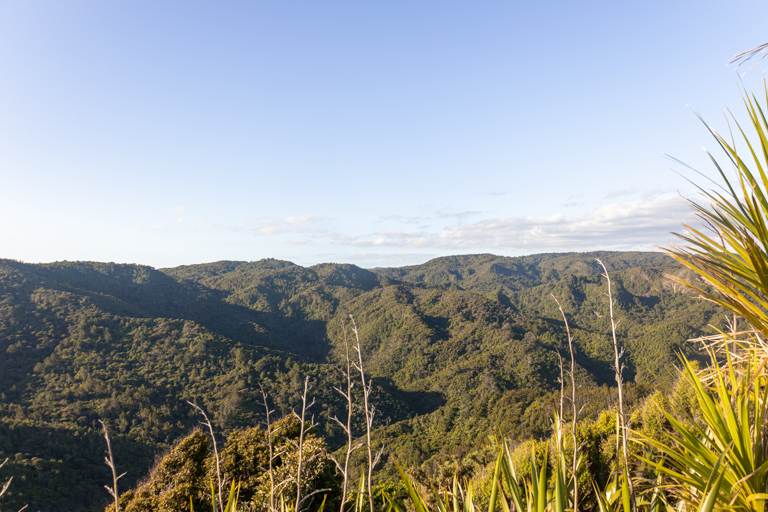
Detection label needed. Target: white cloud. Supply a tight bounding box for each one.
[328,193,694,252]
[248,215,323,236]
[223,193,696,259]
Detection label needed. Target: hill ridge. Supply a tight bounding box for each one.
[0,251,714,512]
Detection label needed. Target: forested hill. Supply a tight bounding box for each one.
[0,252,717,511]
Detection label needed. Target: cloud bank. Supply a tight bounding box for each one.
[243,192,695,259]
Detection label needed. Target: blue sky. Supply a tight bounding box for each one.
[1,1,767,268]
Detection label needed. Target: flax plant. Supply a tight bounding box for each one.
[666,86,768,357]
[656,87,768,510]
[190,481,241,512]
[634,349,768,510]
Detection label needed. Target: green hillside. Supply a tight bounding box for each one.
[0,252,717,511]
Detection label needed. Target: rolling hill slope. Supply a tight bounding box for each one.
[0,252,717,511]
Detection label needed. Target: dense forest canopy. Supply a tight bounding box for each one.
[0,251,718,511]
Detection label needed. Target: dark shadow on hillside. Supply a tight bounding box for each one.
[0,422,156,512]
[616,286,661,310]
[421,314,450,342]
[539,315,624,387]
[374,377,446,417]
[18,261,331,361]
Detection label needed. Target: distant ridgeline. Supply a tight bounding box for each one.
[0,252,717,511]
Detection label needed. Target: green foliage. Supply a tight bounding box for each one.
[114,416,337,512]
[669,85,768,340]
[189,481,242,512]
[0,253,716,510]
[117,429,210,512]
[634,350,768,510]
[657,85,768,510]
[393,357,763,511]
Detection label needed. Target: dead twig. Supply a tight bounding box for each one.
[596,259,635,512]
[99,420,126,512]
[260,385,277,512]
[331,317,359,512]
[293,376,316,512]
[350,315,376,512]
[552,294,580,512]
[187,401,224,512]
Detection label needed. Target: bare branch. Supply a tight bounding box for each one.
[294,376,313,512]
[0,477,12,500]
[99,420,123,512]
[350,314,376,512]
[373,446,384,470]
[299,487,333,508]
[595,259,635,512]
[260,385,277,512]
[187,401,224,512]
[331,316,357,512]
[552,293,580,512]
[0,458,12,502]
[556,349,565,435]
